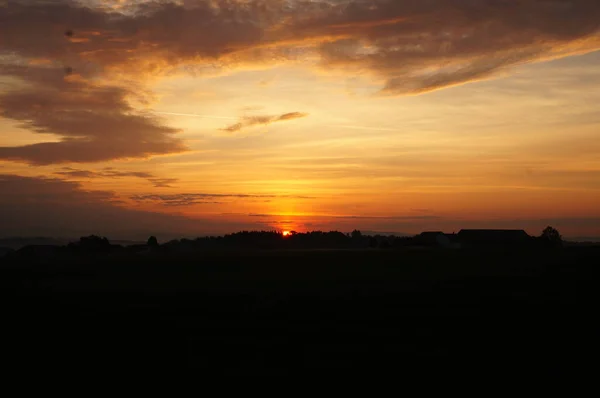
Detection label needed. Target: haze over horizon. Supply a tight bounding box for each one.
[1,0,599,240]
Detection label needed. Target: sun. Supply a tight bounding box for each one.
[282,230,291,237]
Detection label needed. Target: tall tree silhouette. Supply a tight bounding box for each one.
[147,236,159,248]
[540,226,562,247]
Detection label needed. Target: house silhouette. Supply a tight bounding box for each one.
[414,231,454,248]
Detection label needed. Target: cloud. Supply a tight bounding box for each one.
[221,112,308,132]
[247,213,441,221]
[3,1,596,94]
[55,167,178,187]
[277,112,308,121]
[0,64,187,165]
[0,173,263,239]
[148,178,179,188]
[56,167,152,179]
[300,0,600,95]
[0,173,177,238]
[132,192,316,206]
[1,0,600,164]
[0,0,269,78]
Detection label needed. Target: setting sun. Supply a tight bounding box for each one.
[282,231,291,237]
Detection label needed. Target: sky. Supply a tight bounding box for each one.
[1,0,599,240]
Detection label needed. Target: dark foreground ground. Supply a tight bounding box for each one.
[1,247,598,377]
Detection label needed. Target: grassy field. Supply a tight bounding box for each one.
[1,247,598,376]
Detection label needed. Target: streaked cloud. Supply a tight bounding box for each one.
[55,167,178,187]
[154,111,236,120]
[221,112,308,132]
[0,173,255,239]
[248,213,442,221]
[147,178,179,188]
[131,192,316,206]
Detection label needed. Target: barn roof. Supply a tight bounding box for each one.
[418,231,445,237]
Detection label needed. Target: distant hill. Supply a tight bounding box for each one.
[0,237,147,250]
[0,237,71,250]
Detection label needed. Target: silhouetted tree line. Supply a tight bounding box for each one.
[0,226,569,260]
[163,230,362,251]
[157,229,435,252]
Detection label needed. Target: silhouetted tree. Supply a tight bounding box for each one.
[147,236,159,248]
[79,235,110,247]
[69,235,111,253]
[351,230,362,239]
[540,226,562,247]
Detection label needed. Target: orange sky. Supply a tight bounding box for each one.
[1,0,599,239]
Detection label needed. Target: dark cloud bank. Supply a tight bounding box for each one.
[0,174,253,239]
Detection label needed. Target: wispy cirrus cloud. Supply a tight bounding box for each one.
[220,112,308,133]
[55,167,178,187]
[132,192,316,206]
[247,213,441,221]
[56,167,153,180]
[0,173,256,239]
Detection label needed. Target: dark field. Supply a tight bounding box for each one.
[1,247,598,376]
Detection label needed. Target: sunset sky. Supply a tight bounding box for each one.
[1,0,599,240]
